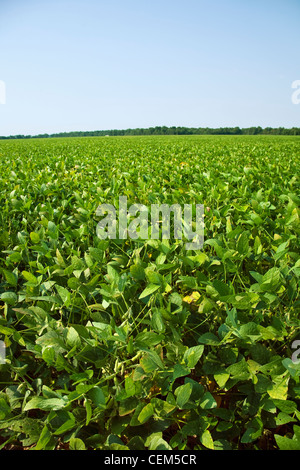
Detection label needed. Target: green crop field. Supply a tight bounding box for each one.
[0,135,299,450]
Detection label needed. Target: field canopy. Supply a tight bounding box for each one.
[0,135,299,450]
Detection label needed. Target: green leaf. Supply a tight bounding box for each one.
[199,391,217,409]
[111,416,131,435]
[7,252,22,263]
[176,382,193,409]
[241,427,260,444]
[0,292,18,306]
[151,310,165,333]
[272,399,297,415]
[172,364,191,382]
[148,435,172,450]
[227,359,251,380]
[200,429,214,449]
[139,283,160,299]
[238,322,260,339]
[183,345,204,368]
[22,271,39,285]
[130,264,145,280]
[237,231,249,255]
[212,279,231,296]
[198,332,220,345]
[275,434,300,450]
[119,397,139,417]
[30,232,40,244]
[267,375,289,400]
[88,386,106,408]
[275,412,297,426]
[53,413,76,435]
[69,437,86,450]
[66,326,81,348]
[24,397,67,411]
[260,267,282,293]
[214,371,230,388]
[138,403,154,424]
[85,399,92,426]
[140,351,164,372]
[2,269,18,287]
[56,285,71,306]
[0,398,11,419]
[34,425,53,450]
[0,325,14,335]
[125,376,136,398]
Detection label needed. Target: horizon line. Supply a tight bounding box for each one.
[1,125,300,140]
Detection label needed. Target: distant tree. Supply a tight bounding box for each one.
[1,126,300,140]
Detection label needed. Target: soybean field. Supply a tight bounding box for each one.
[0,135,299,450]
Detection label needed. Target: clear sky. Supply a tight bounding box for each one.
[0,0,299,136]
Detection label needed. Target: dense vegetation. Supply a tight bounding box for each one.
[1,125,300,140]
[0,135,299,450]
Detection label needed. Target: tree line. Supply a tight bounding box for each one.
[1,126,300,139]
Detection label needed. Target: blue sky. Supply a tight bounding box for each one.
[0,0,299,135]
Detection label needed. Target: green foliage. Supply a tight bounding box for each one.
[0,135,299,450]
